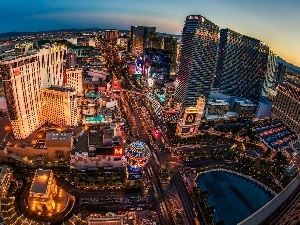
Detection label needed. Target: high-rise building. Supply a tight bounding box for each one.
[174,15,219,107]
[130,26,156,56]
[213,29,277,101]
[0,44,79,139]
[271,76,300,133]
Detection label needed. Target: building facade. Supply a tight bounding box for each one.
[271,77,300,134]
[176,96,205,137]
[40,86,78,126]
[0,44,66,139]
[0,165,12,198]
[213,29,277,102]
[174,15,219,107]
[144,48,171,83]
[130,26,156,56]
[65,68,83,95]
[66,49,77,68]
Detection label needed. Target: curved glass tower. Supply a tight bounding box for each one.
[174,15,219,107]
[213,29,277,101]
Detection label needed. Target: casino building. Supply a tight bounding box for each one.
[176,96,205,137]
[28,169,57,212]
[70,129,126,170]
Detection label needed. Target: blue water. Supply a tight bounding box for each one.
[196,171,274,225]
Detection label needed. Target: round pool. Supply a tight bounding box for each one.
[196,170,274,225]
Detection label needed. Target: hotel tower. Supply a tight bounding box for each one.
[0,44,80,139]
[174,15,219,107]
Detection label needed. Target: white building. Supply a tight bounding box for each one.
[65,68,83,95]
[0,44,79,139]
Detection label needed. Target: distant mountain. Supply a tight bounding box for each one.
[0,28,103,39]
[0,28,181,39]
[277,57,300,74]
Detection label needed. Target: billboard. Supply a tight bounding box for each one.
[144,48,171,81]
[185,113,197,124]
[135,59,144,75]
[181,127,190,134]
[114,146,124,156]
[112,80,121,92]
[128,174,142,180]
[128,63,135,75]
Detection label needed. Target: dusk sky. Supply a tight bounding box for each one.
[1,0,299,66]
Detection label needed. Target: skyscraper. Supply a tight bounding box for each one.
[130,26,156,56]
[174,15,219,107]
[271,76,300,133]
[213,29,277,101]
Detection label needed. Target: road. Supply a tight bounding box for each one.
[173,170,197,225]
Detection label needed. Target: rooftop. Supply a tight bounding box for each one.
[46,132,72,141]
[46,85,76,93]
[30,169,51,194]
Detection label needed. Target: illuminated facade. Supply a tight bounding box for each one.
[176,96,205,137]
[144,48,171,83]
[271,77,300,134]
[0,165,12,199]
[29,169,57,212]
[130,26,156,56]
[0,44,67,139]
[213,29,277,101]
[124,141,151,170]
[40,86,78,126]
[174,15,219,107]
[70,146,126,170]
[65,68,83,95]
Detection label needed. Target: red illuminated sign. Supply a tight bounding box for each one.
[112,81,121,91]
[114,147,123,156]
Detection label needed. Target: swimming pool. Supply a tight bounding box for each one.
[196,170,274,225]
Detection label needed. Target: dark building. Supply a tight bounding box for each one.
[174,15,219,107]
[66,50,77,68]
[213,29,277,101]
[144,48,171,83]
[148,34,178,70]
[130,26,156,56]
[104,29,120,43]
[276,63,287,86]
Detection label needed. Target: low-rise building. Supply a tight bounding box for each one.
[28,169,57,212]
[233,100,257,118]
[70,129,125,170]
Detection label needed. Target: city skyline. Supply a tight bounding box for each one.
[1,0,300,66]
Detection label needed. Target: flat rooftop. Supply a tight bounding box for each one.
[30,169,51,194]
[46,132,72,141]
[46,85,76,92]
